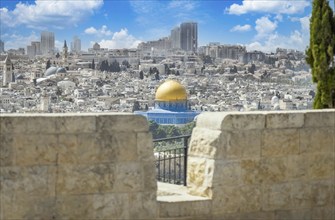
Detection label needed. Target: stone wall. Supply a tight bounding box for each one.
[187,110,334,219]
[0,113,157,220]
[1,111,334,220]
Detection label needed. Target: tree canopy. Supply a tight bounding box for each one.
[306,0,335,108]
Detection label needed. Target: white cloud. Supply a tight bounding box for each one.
[226,0,310,15]
[255,16,277,39]
[1,32,39,49]
[84,25,113,36]
[97,28,142,49]
[85,27,98,35]
[246,16,310,52]
[230,24,251,32]
[0,0,103,29]
[129,0,204,39]
[168,0,198,11]
[274,14,283,22]
[55,40,64,51]
[299,16,310,32]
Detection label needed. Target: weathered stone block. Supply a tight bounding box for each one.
[312,206,335,219]
[239,185,262,212]
[0,166,56,197]
[97,132,138,162]
[57,134,78,164]
[188,128,222,159]
[274,209,312,220]
[195,112,229,130]
[213,161,241,186]
[187,157,214,197]
[57,163,116,195]
[307,153,334,180]
[0,116,27,134]
[300,128,334,154]
[158,201,182,218]
[262,129,299,157]
[266,112,304,128]
[286,155,308,181]
[92,193,130,219]
[56,116,96,134]
[114,162,143,192]
[196,112,265,131]
[290,182,312,208]
[222,113,266,131]
[57,195,95,219]
[97,115,148,133]
[137,132,154,162]
[310,180,334,207]
[238,211,275,220]
[1,195,57,220]
[142,162,157,191]
[241,157,287,184]
[225,130,261,159]
[304,110,335,127]
[212,186,241,214]
[165,200,212,217]
[129,192,157,219]
[14,134,57,166]
[25,116,57,134]
[76,133,100,164]
[262,183,291,211]
[0,134,14,166]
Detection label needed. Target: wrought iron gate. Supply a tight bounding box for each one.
[153,135,190,186]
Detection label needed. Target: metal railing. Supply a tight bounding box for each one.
[153,135,191,186]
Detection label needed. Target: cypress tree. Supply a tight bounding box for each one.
[306,0,335,108]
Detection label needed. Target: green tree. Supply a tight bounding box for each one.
[132,101,141,112]
[92,59,95,70]
[180,121,196,135]
[139,70,144,80]
[306,0,335,108]
[46,59,51,70]
[122,60,130,68]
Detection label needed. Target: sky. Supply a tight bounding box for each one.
[0,0,322,52]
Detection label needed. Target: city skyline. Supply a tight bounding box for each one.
[0,0,315,52]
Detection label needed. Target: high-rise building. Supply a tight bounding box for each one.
[180,22,197,52]
[0,40,4,53]
[32,41,41,55]
[171,27,181,49]
[71,36,81,53]
[41,31,55,55]
[27,41,41,58]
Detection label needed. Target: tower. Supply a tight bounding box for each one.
[41,31,55,55]
[63,40,68,67]
[171,27,181,49]
[3,55,13,87]
[180,22,198,52]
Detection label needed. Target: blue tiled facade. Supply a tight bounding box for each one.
[135,100,200,125]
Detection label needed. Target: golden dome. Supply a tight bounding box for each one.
[155,80,187,101]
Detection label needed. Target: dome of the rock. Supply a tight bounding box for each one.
[155,80,187,101]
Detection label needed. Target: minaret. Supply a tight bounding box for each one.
[3,55,13,87]
[63,40,68,67]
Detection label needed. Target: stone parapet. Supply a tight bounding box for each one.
[186,110,335,219]
[0,113,156,220]
[1,110,334,219]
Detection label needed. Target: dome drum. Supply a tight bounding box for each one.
[155,100,188,111]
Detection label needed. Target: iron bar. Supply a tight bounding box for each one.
[153,135,190,186]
